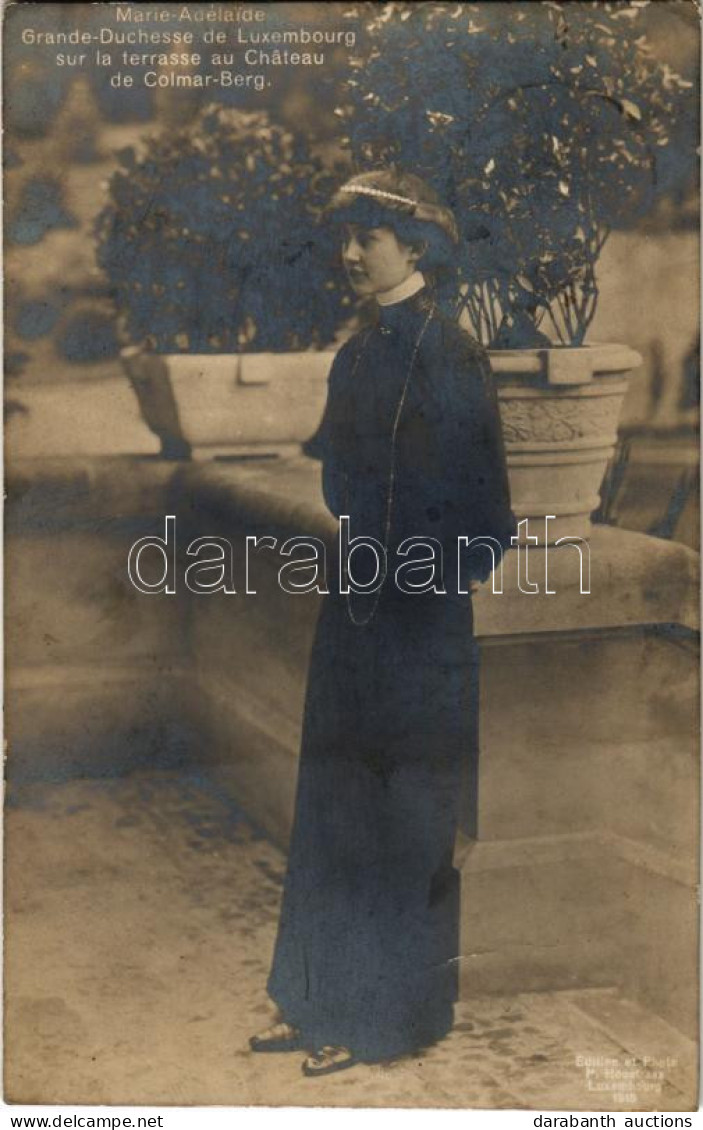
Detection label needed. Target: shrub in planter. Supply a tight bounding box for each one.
[96,104,352,458]
[333,1,695,539]
[337,0,695,347]
[96,103,350,354]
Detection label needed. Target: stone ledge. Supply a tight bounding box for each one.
[456,829,697,888]
[178,457,699,638]
[7,451,699,641]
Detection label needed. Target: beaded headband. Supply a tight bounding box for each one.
[335,180,460,245]
[339,184,419,208]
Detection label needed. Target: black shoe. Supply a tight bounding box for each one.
[302,1046,357,1076]
[249,1022,302,1052]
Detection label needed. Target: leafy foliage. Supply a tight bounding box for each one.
[96,105,351,352]
[338,1,696,346]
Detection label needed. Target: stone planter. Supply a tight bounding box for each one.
[121,347,334,461]
[121,347,192,460]
[490,343,641,543]
[122,342,640,539]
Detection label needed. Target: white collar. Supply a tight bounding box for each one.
[376,271,426,307]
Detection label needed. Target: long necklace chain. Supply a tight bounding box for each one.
[344,304,436,628]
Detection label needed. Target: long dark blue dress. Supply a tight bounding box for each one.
[267,287,514,1062]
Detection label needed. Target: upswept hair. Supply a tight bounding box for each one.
[326,168,459,273]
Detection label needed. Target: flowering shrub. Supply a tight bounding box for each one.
[337,1,695,346]
[96,105,350,352]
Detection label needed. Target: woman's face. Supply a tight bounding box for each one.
[341,224,419,298]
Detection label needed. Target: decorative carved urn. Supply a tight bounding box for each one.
[489,344,641,544]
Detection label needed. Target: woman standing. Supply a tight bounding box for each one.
[250,169,515,1076]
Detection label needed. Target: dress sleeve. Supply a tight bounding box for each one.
[302,341,353,519]
[432,328,516,583]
